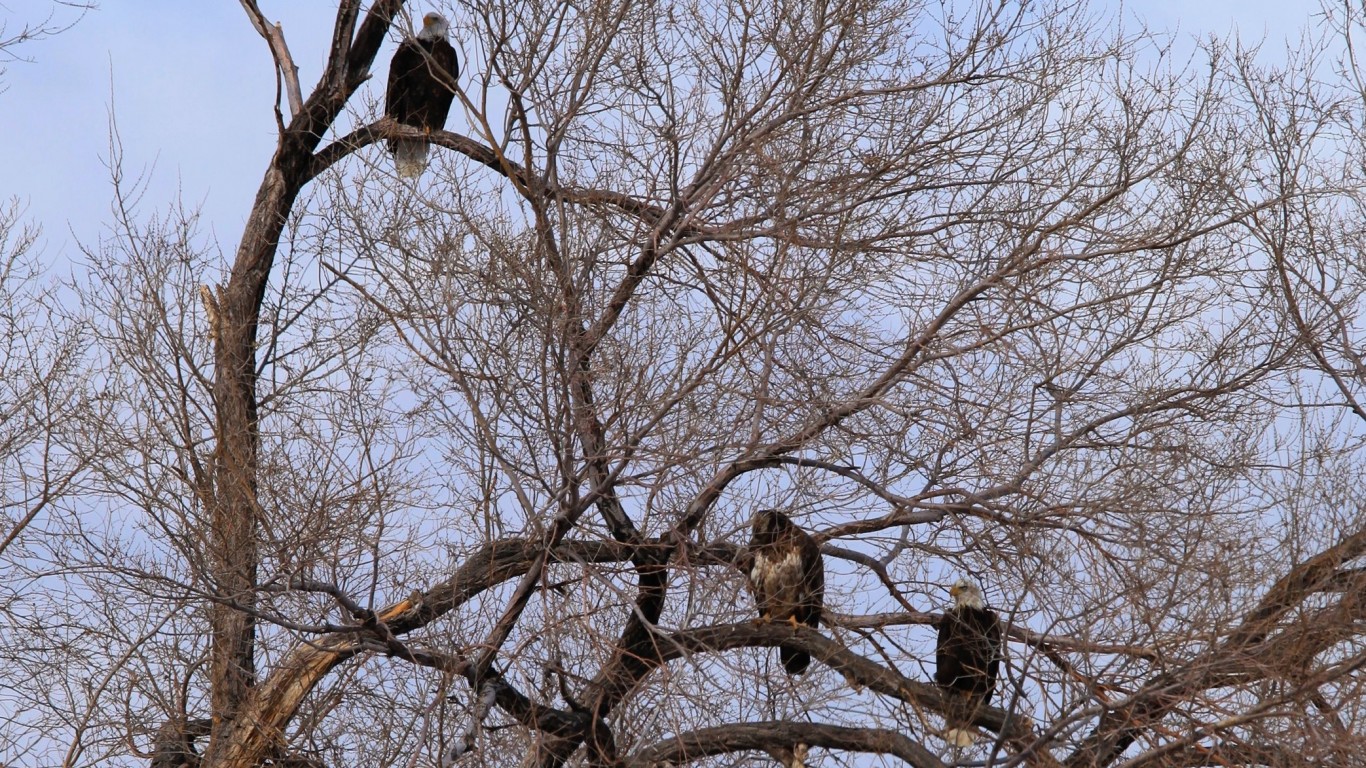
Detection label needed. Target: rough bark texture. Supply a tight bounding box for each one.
[202,1,405,763]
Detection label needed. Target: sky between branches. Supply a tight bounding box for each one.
[0,0,1326,267]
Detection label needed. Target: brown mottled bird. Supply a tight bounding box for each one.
[743,509,824,674]
[935,578,1002,746]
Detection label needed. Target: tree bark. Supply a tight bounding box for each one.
[201,1,405,762]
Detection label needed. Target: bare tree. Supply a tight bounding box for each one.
[0,199,91,761]
[8,0,1366,767]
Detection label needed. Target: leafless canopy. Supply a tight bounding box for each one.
[7,0,1366,767]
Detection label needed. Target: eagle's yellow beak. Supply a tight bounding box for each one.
[422,12,439,27]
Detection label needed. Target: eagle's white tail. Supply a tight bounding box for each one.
[394,139,430,178]
[945,728,976,747]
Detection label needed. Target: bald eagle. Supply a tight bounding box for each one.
[386,12,459,178]
[935,579,1002,747]
[744,509,824,675]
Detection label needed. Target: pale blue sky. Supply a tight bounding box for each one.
[0,4,1340,765]
[0,1,1328,260]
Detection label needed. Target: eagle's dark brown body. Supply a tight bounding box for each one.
[385,16,459,177]
[744,509,824,674]
[935,581,1002,745]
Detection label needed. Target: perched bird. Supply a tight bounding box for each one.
[743,509,824,674]
[935,578,1002,747]
[766,742,809,768]
[385,12,459,178]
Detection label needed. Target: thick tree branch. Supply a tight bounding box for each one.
[208,537,634,768]
[308,122,705,238]
[828,610,1160,661]
[204,2,404,763]
[1066,535,1366,767]
[651,622,1054,765]
[625,721,949,768]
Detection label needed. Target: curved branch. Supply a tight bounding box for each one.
[651,621,1051,763]
[1066,551,1366,767]
[307,122,702,237]
[625,721,948,768]
[207,538,634,768]
[1131,741,1316,768]
[207,2,405,757]
[828,610,1159,661]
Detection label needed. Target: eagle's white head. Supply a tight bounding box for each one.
[949,578,986,610]
[418,12,451,41]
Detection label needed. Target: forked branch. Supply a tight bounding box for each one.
[238,0,304,119]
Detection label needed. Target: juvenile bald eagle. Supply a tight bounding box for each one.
[386,12,459,178]
[935,578,1002,747]
[744,509,824,675]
